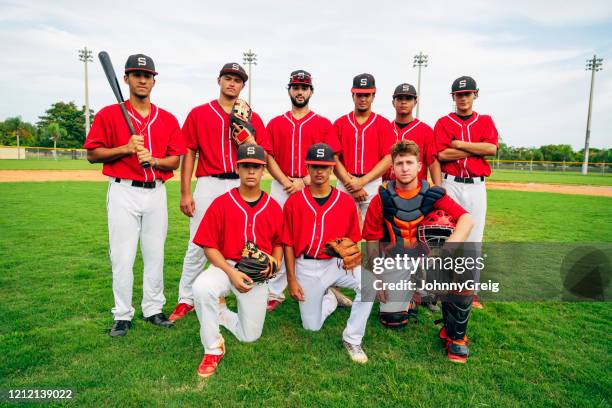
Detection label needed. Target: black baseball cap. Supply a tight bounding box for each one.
[236,144,266,165]
[220,62,248,82]
[288,70,313,88]
[451,76,478,93]
[305,143,336,166]
[393,83,417,98]
[125,54,157,76]
[351,73,376,93]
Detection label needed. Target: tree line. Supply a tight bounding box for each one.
[0,101,610,163]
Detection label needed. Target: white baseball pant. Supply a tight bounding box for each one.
[267,179,291,302]
[336,177,382,222]
[192,262,268,355]
[106,178,168,321]
[295,257,373,346]
[177,176,240,306]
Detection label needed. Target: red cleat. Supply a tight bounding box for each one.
[472,295,484,310]
[445,337,469,363]
[169,303,194,322]
[439,326,448,340]
[197,352,225,378]
[266,299,281,312]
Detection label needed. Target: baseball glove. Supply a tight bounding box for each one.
[324,237,362,270]
[236,241,278,283]
[230,98,255,145]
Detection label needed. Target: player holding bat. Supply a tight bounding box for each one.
[84,53,186,337]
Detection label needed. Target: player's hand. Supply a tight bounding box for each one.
[125,135,144,154]
[352,188,368,202]
[284,179,298,194]
[229,270,253,293]
[288,280,305,302]
[180,194,196,217]
[136,146,153,165]
[292,177,306,192]
[345,176,364,193]
[302,174,311,186]
[451,140,465,149]
[376,284,388,303]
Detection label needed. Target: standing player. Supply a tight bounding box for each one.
[434,76,499,309]
[169,63,268,322]
[328,73,395,221]
[284,143,374,364]
[84,54,186,336]
[390,83,441,185]
[265,70,339,311]
[191,144,283,377]
[362,140,474,362]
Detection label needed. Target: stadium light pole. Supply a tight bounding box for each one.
[413,51,428,118]
[243,49,257,105]
[78,47,93,136]
[582,54,603,175]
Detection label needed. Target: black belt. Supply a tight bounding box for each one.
[351,173,366,177]
[211,172,239,180]
[115,178,161,189]
[303,254,317,260]
[444,174,484,184]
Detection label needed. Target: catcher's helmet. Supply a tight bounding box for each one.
[417,210,456,250]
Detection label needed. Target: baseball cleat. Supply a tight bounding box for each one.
[445,337,469,364]
[266,299,281,312]
[109,320,132,337]
[169,303,194,322]
[329,287,353,308]
[143,313,174,328]
[438,326,448,341]
[472,295,484,309]
[343,340,368,364]
[197,352,225,378]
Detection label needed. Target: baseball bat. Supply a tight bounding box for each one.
[98,51,150,168]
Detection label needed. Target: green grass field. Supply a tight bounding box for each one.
[0,159,102,170]
[489,169,612,186]
[1,182,611,407]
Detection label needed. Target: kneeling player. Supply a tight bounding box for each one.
[284,143,374,364]
[362,140,475,362]
[191,144,283,377]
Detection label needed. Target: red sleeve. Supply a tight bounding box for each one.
[181,109,199,151]
[272,203,283,248]
[193,199,223,249]
[348,203,362,243]
[281,199,294,247]
[423,126,437,165]
[326,120,343,155]
[264,119,275,154]
[482,117,499,147]
[434,119,453,154]
[362,195,384,241]
[83,109,109,149]
[252,113,270,151]
[165,115,187,157]
[379,119,396,158]
[434,194,467,221]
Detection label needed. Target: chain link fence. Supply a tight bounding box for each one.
[493,159,610,175]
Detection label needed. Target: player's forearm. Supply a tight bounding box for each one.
[333,155,351,185]
[429,159,442,185]
[272,246,283,265]
[204,247,236,276]
[284,246,297,283]
[362,154,391,184]
[154,155,180,171]
[266,155,291,186]
[438,148,472,161]
[445,214,474,243]
[86,146,130,164]
[180,148,196,195]
[453,141,497,156]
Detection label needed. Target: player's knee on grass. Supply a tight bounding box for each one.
[301,317,324,332]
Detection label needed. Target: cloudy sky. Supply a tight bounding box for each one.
[1,0,610,149]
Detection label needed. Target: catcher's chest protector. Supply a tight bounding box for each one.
[380,180,446,247]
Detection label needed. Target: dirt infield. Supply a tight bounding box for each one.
[1,170,611,197]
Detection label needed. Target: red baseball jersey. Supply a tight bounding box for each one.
[84,102,186,182]
[182,100,269,177]
[362,183,468,241]
[265,111,332,177]
[282,187,361,259]
[193,189,283,262]
[327,112,395,175]
[434,112,499,178]
[389,119,437,181]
